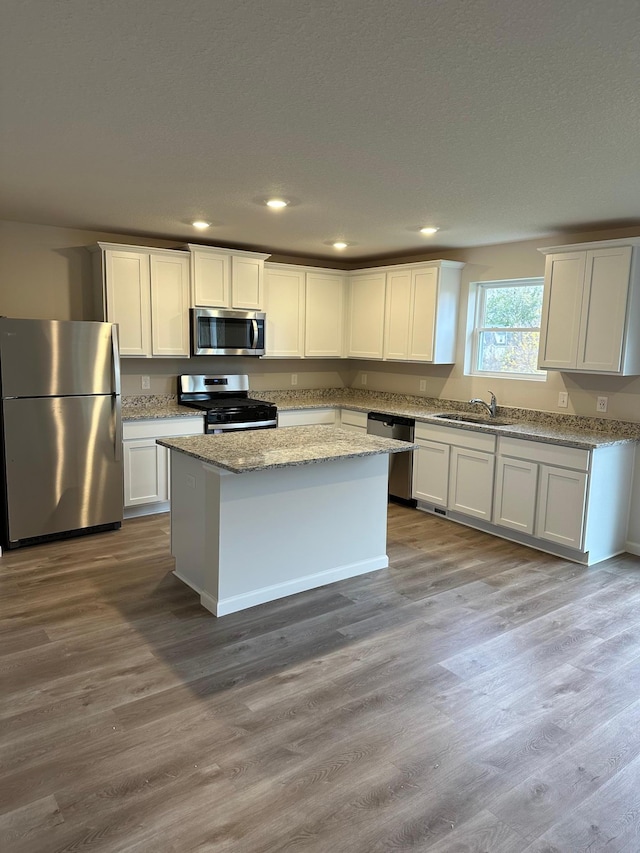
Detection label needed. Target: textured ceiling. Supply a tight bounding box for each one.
[1,0,639,261]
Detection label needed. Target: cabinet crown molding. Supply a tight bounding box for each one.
[538,237,640,255]
[184,244,271,261]
[89,242,189,256]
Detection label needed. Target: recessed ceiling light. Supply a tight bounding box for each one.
[333,241,348,250]
[192,220,211,230]
[420,226,439,235]
[266,199,288,209]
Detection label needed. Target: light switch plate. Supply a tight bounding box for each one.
[557,391,568,408]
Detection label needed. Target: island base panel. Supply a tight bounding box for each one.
[169,452,390,616]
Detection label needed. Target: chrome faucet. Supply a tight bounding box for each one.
[469,390,498,418]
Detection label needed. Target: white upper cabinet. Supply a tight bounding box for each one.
[382,261,464,363]
[538,239,640,374]
[187,245,270,310]
[347,272,387,359]
[305,271,346,357]
[264,265,306,357]
[92,243,189,358]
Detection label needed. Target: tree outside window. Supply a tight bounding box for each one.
[472,279,545,378]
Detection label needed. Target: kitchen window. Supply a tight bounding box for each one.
[470,278,545,379]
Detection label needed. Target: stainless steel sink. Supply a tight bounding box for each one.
[433,413,513,427]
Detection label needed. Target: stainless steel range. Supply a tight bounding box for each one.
[177,374,277,433]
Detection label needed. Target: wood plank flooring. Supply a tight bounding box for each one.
[2,506,640,852]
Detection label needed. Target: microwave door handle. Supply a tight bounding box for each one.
[251,320,258,349]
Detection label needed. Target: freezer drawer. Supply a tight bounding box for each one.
[2,395,123,545]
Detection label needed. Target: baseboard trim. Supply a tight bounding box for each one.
[626,541,640,557]
[124,501,170,519]
[199,555,389,617]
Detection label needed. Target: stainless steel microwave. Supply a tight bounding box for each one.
[191,308,266,356]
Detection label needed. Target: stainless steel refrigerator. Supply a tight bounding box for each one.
[0,318,123,549]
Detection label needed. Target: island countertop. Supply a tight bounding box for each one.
[158,425,415,474]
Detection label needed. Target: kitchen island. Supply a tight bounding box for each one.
[158,426,414,616]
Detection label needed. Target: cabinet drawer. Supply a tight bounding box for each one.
[498,436,589,471]
[415,421,496,452]
[277,408,337,427]
[123,415,204,440]
[340,409,368,430]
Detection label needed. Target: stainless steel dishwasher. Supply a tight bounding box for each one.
[366,412,416,505]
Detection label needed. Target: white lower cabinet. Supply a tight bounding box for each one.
[412,439,449,506]
[413,423,496,521]
[536,465,587,548]
[277,408,337,427]
[123,416,204,516]
[494,456,538,535]
[413,423,634,565]
[339,409,368,433]
[449,446,495,520]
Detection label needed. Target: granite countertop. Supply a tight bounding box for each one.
[253,389,640,450]
[158,425,415,474]
[123,390,640,450]
[122,396,204,421]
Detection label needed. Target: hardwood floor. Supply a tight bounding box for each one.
[2,506,640,852]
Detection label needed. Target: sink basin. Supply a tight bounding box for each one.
[433,413,513,427]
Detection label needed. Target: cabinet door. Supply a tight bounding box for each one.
[383,269,411,360]
[305,272,345,357]
[277,408,337,427]
[339,409,368,433]
[412,441,450,506]
[264,268,305,357]
[150,254,190,357]
[577,246,632,372]
[494,456,538,534]
[123,438,168,507]
[191,249,230,307]
[538,252,585,369]
[449,447,495,520]
[105,250,151,356]
[347,273,386,358]
[536,465,587,549]
[231,256,264,310]
[408,267,439,361]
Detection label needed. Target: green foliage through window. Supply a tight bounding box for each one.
[473,279,545,377]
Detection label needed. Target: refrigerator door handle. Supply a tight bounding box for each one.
[111,325,121,396]
[111,324,122,462]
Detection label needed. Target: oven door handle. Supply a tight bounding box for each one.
[251,320,259,350]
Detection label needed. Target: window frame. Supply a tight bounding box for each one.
[470,277,546,381]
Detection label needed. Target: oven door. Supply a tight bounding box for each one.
[192,308,265,356]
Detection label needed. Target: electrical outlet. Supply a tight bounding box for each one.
[141,375,150,390]
[361,373,367,386]
[557,391,568,408]
[291,374,298,386]
[419,379,427,392]
[597,396,608,413]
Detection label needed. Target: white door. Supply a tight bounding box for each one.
[494,456,538,534]
[105,250,151,356]
[305,272,345,357]
[536,465,587,549]
[150,254,190,357]
[538,252,585,369]
[412,441,450,506]
[190,249,230,307]
[231,256,264,310]
[408,267,439,361]
[123,439,168,506]
[383,269,411,360]
[449,447,495,520]
[264,268,305,357]
[347,273,386,358]
[577,246,632,372]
